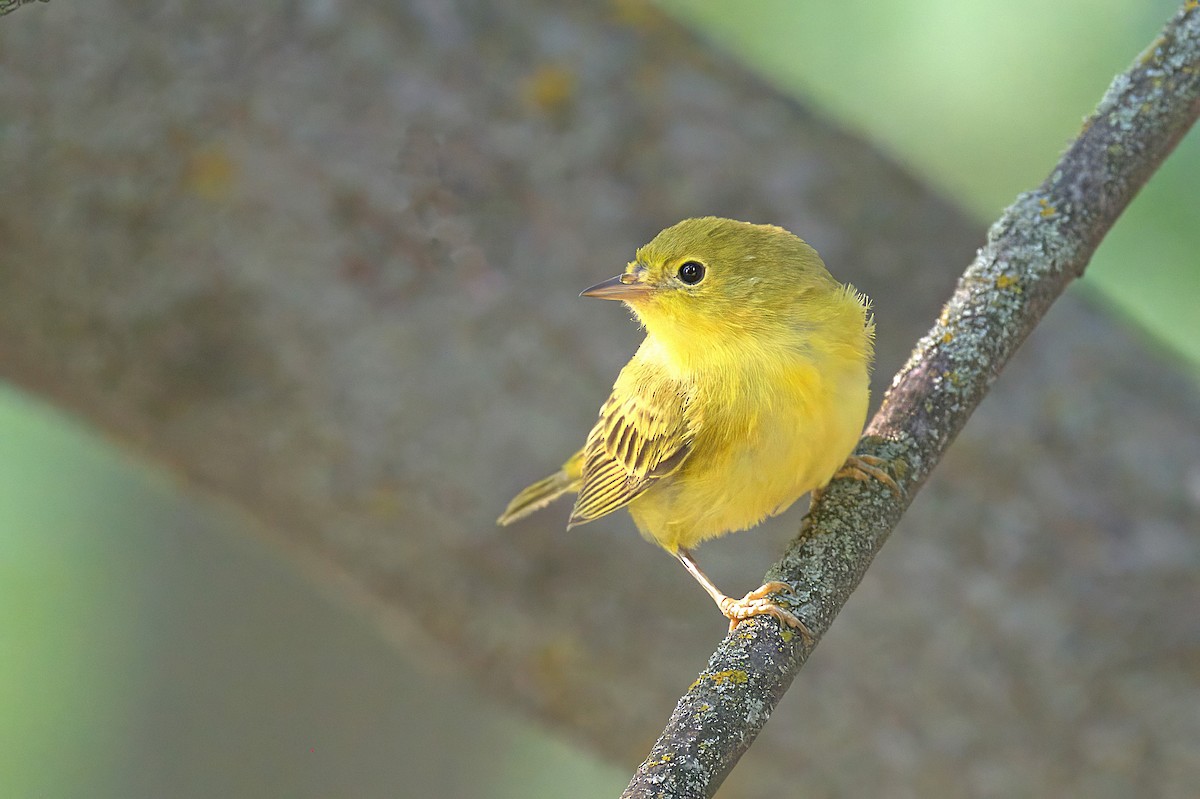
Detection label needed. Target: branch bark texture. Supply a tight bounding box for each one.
[624,5,1200,796]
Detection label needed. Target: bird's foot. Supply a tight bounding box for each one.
[720,581,813,644]
[833,454,903,498]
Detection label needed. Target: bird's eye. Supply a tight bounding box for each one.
[677,261,705,285]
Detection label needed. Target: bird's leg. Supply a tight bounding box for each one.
[675,549,813,643]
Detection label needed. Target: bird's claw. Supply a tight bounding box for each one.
[834,454,903,498]
[720,582,813,644]
[742,580,796,601]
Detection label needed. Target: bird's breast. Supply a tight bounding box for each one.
[631,353,869,551]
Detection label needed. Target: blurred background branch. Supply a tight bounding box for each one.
[2,1,1198,797]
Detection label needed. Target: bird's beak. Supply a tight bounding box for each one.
[579,272,652,301]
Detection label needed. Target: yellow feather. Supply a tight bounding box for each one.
[502,216,873,556]
[496,450,583,526]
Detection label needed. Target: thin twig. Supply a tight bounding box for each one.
[0,0,49,17]
[623,4,1200,797]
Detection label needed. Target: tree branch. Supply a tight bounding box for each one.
[624,5,1200,797]
[0,0,49,18]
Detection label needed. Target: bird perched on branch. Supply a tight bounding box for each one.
[499,217,889,638]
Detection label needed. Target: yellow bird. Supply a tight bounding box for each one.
[499,217,885,635]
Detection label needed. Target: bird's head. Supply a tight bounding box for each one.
[581,217,842,351]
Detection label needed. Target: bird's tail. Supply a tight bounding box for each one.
[497,449,584,526]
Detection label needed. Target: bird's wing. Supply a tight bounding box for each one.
[568,365,696,527]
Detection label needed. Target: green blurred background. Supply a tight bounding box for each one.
[2,1,1196,796]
